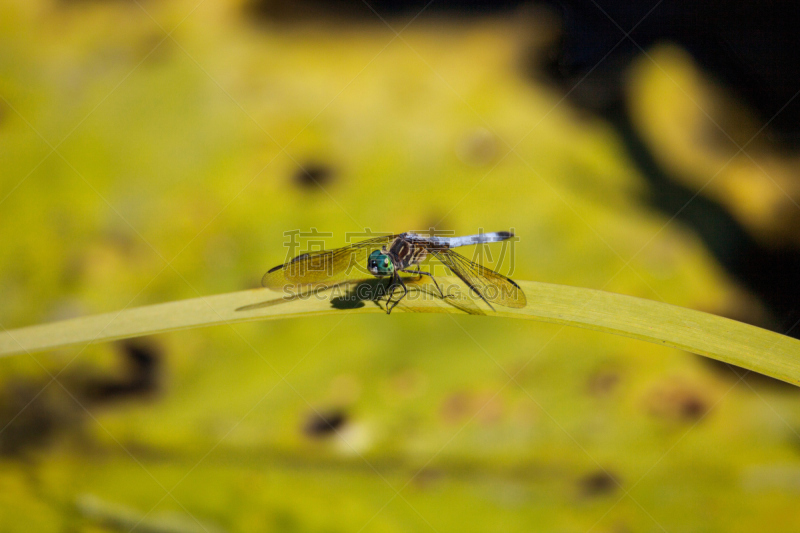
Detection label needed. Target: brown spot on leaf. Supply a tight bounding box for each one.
[303,409,347,438]
[83,339,162,403]
[293,163,335,190]
[474,392,503,425]
[587,368,621,397]
[0,381,81,456]
[412,468,443,489]
[456,127,498,166]
[644,378,710,422]
[390,369,428,399]
[580,470,619,497]
[440,391,502,425]
[440,392,471,424]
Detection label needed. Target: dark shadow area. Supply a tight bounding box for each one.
[579,470,619,497]
[239,277,487,314]
[329,278,393,310]
[247,0,530,21]
[0,339,164,456]
[536,1,800,336]
[331,278,487,314]
[540,1,800,147]
[0,380,81,456]
[294,163,336,191]
[246,0,800,144]
[303,409,348,438]
[602,99,800,337]
[82,339,162,402]
[329,294,367,310]
[698,355,800,394]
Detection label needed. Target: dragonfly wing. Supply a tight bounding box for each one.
[262,235,396,289]
[432,249,527,309]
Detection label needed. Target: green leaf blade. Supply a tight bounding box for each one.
[2,279,798,386]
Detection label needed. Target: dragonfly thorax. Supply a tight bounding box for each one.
[368,250,395,277]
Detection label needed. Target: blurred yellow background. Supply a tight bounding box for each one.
[2,1,800,531]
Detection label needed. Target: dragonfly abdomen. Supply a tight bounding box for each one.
[405,231,513,249]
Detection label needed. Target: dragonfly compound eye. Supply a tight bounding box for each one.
[367,250,393,276]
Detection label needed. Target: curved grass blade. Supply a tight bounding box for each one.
[1,278,798,386]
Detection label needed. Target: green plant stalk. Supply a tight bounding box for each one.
[2,278,799,385]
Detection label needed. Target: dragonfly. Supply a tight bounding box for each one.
[262,231,527,313]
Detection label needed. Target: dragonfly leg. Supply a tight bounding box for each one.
[383,279,397,313]
[399,267,445,299]
[386,274,408,313]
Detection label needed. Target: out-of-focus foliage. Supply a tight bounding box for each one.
[1,1,799,532]
[629,44,800,244]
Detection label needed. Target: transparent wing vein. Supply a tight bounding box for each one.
[261,235,396,289]
[432,249,526,309]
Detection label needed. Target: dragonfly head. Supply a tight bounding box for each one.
[368,250,394,277]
